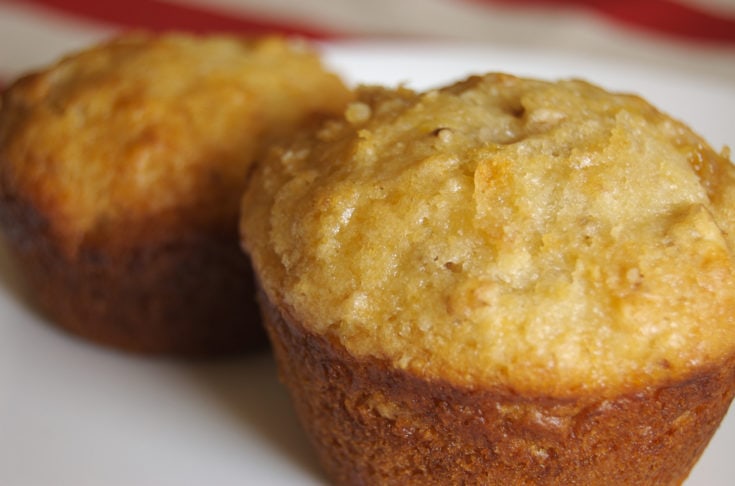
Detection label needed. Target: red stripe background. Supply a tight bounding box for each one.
[468,0,735,44]
[22,0,341,39]
[1,0,734,89]
[21,0,735,44]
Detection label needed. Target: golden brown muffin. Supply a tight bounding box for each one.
[0,33,351,356]
[241,74,735,484]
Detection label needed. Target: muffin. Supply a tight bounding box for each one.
[241,74,735,484]
[0,33,351,356]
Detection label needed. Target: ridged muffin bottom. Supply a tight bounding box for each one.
[260,291,735,485]
[0,194,266,356]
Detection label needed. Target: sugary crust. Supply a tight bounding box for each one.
[0,33,351,355]
[262,293,735,486]
[0,33,350,253]
[242,74,735,392]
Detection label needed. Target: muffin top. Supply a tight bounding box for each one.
[0,33,350,254]
[241,73,735,396]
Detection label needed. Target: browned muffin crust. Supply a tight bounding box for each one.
[0,33,351,356]
[241,73,735,482]
[0,192,261,354]
[262,293,735,486]
[242,76,735,393]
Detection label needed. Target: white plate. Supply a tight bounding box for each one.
[1,42,734,486]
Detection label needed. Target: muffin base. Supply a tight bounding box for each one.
[261,292,735,485]
[0,196,266,356]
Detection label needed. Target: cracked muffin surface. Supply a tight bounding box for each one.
[243,74,735,395]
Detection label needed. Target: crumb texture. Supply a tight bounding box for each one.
[0,33,350,254]
[242,74,735,395]
[0,33,350,355]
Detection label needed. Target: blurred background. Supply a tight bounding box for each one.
[1,0,734,85]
